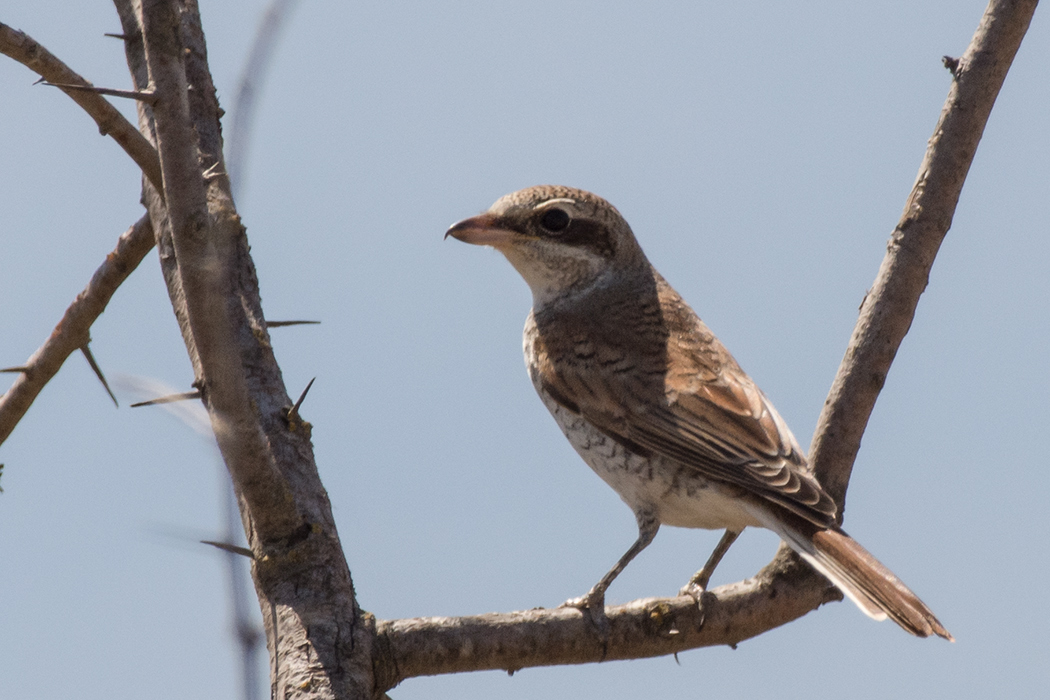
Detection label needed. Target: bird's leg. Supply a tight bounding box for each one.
[679,528,742,599]
[560,509,660,636]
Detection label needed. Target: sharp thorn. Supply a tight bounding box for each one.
[201,540,255,558]
[130,390,202,408]
[266,320,321,327]
[292,377,316,415]
[80,344,118,407]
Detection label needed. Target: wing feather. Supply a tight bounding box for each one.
[529,270,837,526]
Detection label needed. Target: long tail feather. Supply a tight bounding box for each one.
[754,511,953,640]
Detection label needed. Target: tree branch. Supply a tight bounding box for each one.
[115,1,375,698]
[372,0,1038,689]
[139,0,298,543]
[0,215,154,446]
[375,548,837,690]
[808,0,1038,510]
[0,22,163,192]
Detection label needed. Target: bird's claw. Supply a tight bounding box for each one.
[559,590,611,643]
[679,568,712,603]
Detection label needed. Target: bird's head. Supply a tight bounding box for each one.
[446,185,649,306]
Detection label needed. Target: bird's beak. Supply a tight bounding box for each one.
[445,213,518,248]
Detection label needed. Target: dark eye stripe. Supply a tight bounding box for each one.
[559,218,615,257]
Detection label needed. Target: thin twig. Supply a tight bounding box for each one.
[808,0,1039,510]
[0,215,154,446]
[0,22,163,191]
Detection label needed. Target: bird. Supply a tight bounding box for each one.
[446,184,952,640]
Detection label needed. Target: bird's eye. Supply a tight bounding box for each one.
[539,208,571,234]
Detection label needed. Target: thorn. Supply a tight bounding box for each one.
[0,463,4,493]
[40,81,158,104]
[201,540,255,558]
[942,55,960,76]
[293,377,316,413]
[103,32,128,40]
[0,366,31,374]
[80,344,118,407]
[266,320,321,328]
[202,162,226,181]
[130,390,202,408]
[286,377,316,424]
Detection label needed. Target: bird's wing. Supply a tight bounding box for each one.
[541,358,836,525]
[531,286,837,526]
[629,358,837,526]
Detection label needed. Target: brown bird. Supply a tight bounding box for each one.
[447,185,951,640]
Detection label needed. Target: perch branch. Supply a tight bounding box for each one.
[375,549,835,689]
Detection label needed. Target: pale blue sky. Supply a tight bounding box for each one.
[1,2,1048,698]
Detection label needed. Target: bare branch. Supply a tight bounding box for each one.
[0,215,154,446]
[376,549,836,691]
[0,22,163,191]
[138,0,300,544]
[116,1,376,697]
[808,0,1039,510]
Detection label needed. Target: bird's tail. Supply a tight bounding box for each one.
[754,511,953,640]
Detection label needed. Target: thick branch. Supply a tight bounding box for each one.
[0,22,163,191]
[117,1,374,698]
[0,215,154,446]
[375,548,837,691]
[808,0,1038,509]
[139,0,299,542]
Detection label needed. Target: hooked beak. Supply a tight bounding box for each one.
[445,213,519,248]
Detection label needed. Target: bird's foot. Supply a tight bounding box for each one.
[559,589,611,646]
[679,568,712,603]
